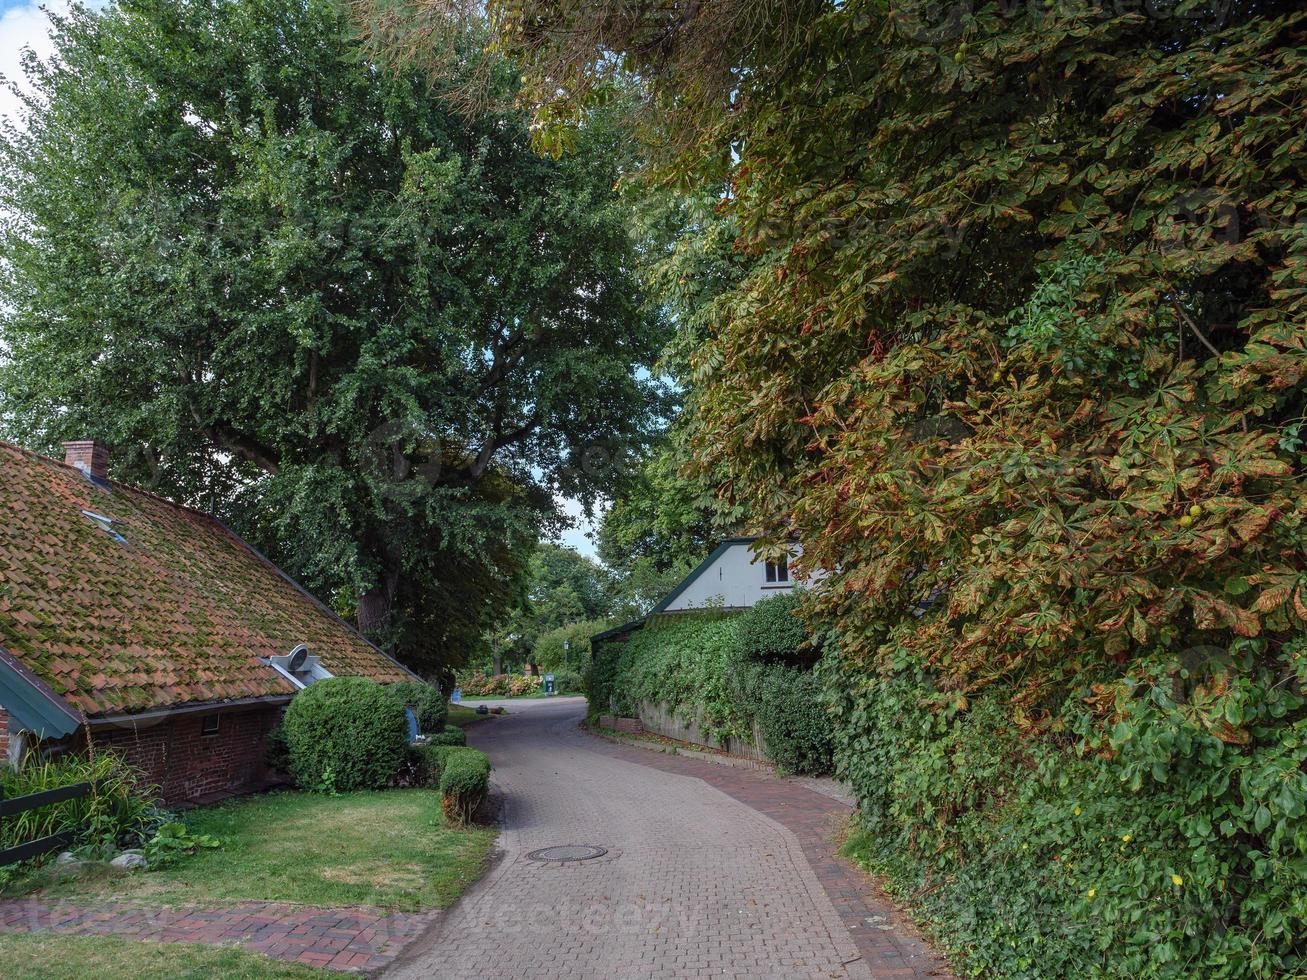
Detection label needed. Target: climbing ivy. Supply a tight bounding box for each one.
[394,0,1307,972]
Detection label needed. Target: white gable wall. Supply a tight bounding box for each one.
[663,541,806,612]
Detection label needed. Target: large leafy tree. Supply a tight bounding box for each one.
[498,543,614,652]
[595,443,715,615]
[391,0,1306,972]
[0,0,665,673]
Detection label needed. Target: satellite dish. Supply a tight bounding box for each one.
[288,644,309,672]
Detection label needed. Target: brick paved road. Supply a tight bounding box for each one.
[388,698,950,980]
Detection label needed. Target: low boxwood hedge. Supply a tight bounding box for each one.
[439,749,491,825]
[427,725,467,747]
[409,744,491,824]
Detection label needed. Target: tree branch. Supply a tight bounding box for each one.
[189,404,282,474]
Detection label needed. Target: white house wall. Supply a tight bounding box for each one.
[665,542,810,612]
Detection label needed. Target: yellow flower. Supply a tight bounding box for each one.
[1121,834,1131,843]
[1171,874,1183,887]
[1073,806,1081,816]
[1087,888,1096,899]
[1022,843,1028,850]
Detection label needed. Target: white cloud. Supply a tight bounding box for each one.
[0,1,64,128]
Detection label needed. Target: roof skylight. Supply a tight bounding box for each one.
[82,510,128,545]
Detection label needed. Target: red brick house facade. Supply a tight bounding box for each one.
[0,439,417,803]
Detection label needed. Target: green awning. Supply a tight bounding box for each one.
[0,648,81,739]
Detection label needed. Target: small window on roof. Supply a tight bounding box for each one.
[82,510,128,545]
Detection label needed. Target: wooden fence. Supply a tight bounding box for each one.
[0,781,93,866]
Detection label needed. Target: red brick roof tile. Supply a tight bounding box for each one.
[0,441,413,718]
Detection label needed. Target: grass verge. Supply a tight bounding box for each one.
[4,788,496,912]
[446,703,482,727]
[0,933,330,980]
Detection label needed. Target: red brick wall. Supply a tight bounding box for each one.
[91,705,282,804]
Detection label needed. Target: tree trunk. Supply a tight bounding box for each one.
[357,569,399,640]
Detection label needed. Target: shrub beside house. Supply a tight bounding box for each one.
[0,439,417,803]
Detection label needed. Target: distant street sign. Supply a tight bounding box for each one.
[452,689,462,703]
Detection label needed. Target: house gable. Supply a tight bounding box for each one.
[652,538,801,614]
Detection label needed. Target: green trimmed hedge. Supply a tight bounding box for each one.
[439,749,491,824]
[752,667,833,775]
[588,601,834,775]
[386,681,448,734]
[427,725,467,747]
[410,745,491,824]
[734,591,810,663]
[284,677,409,792]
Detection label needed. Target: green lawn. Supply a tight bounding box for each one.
[446,703,483,726]
[0,934,329,980]
[6,789,496,912]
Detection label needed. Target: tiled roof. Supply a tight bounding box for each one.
[0,441,413,718]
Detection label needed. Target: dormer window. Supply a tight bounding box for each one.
[764,559,790,584]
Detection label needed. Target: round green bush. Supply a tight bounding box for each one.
[387,681,448,733]
[284,677,409,792]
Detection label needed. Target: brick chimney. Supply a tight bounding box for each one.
[63,439,109,480]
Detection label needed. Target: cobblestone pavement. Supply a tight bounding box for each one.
[0,897,432,971]
[387,698,951,980]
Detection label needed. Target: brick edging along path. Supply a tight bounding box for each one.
[0,897,433,972]
[578,726,954,979]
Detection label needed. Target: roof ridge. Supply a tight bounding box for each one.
[0,438,234,529]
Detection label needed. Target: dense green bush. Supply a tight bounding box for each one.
[551,669,584,694]
[830,642,1307,978]
[733,593,810,663]
[408,744,491,824]
[386,681,448,733]
[532,617,613,672]
[439,748,492,824]
[752,667,833,775]
[284,678,409,792]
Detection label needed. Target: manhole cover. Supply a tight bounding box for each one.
[527,845,608,862]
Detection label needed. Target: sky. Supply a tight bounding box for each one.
[0,0,603,559]
[0,0,73,126]
[557,498,600,560]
